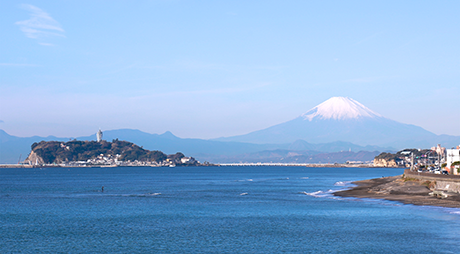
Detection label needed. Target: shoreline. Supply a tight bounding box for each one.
[0,163,402,169]
[333,175,460,208]
[0,164,215,169]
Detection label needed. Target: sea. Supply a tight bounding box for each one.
[1,166,460,253]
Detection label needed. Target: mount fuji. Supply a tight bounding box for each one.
[1,97,459,164]
[215,97,460,149]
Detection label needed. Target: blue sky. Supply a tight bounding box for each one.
[1,1,459,138]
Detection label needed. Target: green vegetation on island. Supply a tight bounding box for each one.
[25,140,202,166]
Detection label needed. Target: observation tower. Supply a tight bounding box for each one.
[97,129,103,142]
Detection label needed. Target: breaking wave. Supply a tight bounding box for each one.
[334,181,352,186]
[236,177,290,182]
[301,189,335,198]
[119,193,161,197]
[236,179,253,182]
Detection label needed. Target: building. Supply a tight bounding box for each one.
[181,157,197,164]
[97,129,103,142]
[446,146,460,175]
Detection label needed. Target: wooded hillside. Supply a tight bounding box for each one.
[29,139,167,164]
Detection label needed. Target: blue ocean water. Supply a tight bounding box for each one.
[1,166,460,253]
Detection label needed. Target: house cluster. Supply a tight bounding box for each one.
[408,144,460,175]
[164,154,198,166]
[62,153,199,167]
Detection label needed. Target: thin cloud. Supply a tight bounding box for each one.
[15,4,65,43]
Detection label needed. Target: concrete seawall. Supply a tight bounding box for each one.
[404,169,460,193]
[0,164,36,168]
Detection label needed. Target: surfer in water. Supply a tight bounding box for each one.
[101,186,104,192]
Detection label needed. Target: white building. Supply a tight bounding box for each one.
[181,157,196,164]
[446,147,460,174]
[97,129,103,142]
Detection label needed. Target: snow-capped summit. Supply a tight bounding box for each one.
[301,97,381,121]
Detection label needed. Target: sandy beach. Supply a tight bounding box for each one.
[334,175,460,208]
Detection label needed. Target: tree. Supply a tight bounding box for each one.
[29,140,170,163]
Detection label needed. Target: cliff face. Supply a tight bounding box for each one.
[24,150,45,165]
[374,158,399,167]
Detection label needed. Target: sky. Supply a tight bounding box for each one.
[1,0,459,139]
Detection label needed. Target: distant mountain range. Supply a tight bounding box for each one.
[214,97,460,149]
[2,96,458,164]
[195,149,381,164]
[0,129,388,164]
[0,130,69,164]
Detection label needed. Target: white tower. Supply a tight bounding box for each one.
[97,129,103,142]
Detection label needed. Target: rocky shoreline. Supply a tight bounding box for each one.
[333,175,460,208]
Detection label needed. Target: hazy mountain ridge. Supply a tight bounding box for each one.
[195,149,380,164]
[0,129,70,164]
[3,97,457,164]
[0,129,390,164]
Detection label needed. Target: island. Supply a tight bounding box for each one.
[22,139,212,167]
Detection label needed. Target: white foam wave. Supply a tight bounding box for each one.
[334,181,352,186]
[237,177,289,182]
[147,193,161,196]
[240,192,248,196]
[236,179,253,182]
[302,191,321,196]
[120,193,161,197]
[302,189,335,198]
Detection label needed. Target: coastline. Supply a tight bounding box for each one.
[0,163,401,169]
[0,164,215,169]
[333,175,460,208]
